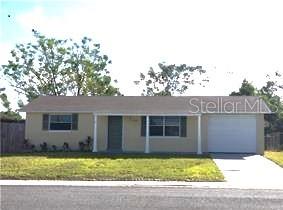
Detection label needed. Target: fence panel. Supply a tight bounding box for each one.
[1,121,25,153]
[265,132,283,151]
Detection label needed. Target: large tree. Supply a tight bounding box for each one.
[230,73,283,132]
[259,72,283,132]
[229,79,256,96]
[0,88,22,121]
[135,63,208,96]
[1,31,120,102]
[64,37,120,96]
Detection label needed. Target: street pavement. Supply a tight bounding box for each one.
[1,186,283,210]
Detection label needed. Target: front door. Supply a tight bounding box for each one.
[108,116,122,151]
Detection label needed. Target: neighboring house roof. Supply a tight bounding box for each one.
[20,96,272,115]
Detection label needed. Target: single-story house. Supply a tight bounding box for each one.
[21,96,271,154]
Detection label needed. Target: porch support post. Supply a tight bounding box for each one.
[197,114,202,155]
[92,113,97,152]
[145,115,150,153]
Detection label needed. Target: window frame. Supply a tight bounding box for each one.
[149,116,164,136]
[164,116,181,137]
[149,116,181,137]
[48,114,73,131]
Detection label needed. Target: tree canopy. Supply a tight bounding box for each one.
[0,88,22,121]
[1,31,120,102]
[259,72,283,133]
[135,63,208,96]
[230,73,283,132]
[229,79,256,96]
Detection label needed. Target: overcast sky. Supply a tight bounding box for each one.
[0,0,282,110]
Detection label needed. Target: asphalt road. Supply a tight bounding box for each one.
[1,186,283,210]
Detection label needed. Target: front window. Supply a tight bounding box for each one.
[49,115,72,130]
[150,116,163,136]
[150,116,180,136]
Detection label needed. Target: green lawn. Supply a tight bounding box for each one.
[265,151,283,167]
[0,153,224,181]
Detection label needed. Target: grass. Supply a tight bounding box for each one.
[264,151,283,167]
[0,152,224,181]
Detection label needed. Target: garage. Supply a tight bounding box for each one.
[208,115,257,153]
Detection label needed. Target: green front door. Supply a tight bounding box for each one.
[108,116,122,151]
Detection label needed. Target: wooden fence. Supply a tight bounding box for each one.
[265,132,283,151]
[1,120,25,153]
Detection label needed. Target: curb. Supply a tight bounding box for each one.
[1,180,283,190]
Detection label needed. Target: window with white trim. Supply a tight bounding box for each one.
[49,114,72,130]
[150,116,180,136]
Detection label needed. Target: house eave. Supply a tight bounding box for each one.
[21,110,272,115]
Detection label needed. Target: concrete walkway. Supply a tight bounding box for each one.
[212,154,283,189]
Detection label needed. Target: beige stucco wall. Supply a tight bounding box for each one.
[201,114,209,153]
[122,116,145,152]
[122,116,197,153]
[26,113,265,154]
[26,114,198,153]
[97,116,108,151]
[26,112,93,150]
[26,113,109,151]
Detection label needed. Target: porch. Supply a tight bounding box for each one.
[92,114,202,154]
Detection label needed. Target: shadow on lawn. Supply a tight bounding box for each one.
[1,152,210,159]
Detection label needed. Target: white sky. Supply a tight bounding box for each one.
[0,0,282,111]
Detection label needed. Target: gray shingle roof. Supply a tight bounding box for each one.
[20,96,272,115]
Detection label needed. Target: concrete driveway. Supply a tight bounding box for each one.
[212,154,283,189]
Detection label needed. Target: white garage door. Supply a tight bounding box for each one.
[208,115,256,153]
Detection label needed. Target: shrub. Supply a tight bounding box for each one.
[78,136,93,152]
[23,139,29,148]
[40,142,48,152]
[86,136,92,145]
[78,141,85,152]
[51,145,57,151]
[63,142,70,151]
[23,139,33,151]
[31,144,36,152]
